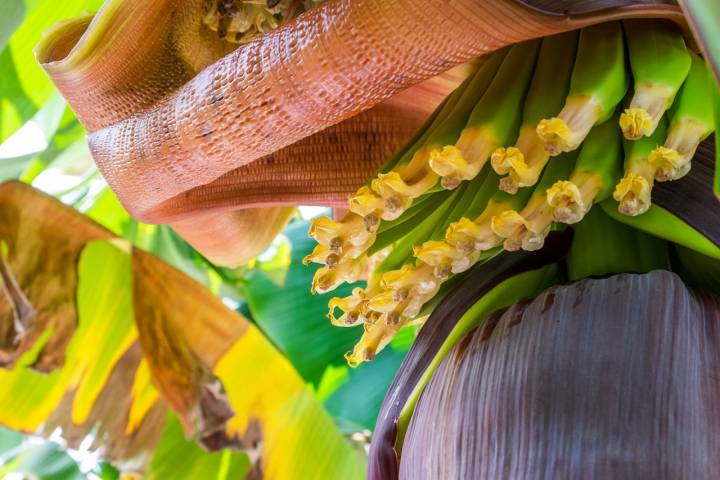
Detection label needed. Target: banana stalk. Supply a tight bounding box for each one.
[536,22,629,155]
[491,31,578,193]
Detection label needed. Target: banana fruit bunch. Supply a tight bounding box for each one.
[304,20,718,366]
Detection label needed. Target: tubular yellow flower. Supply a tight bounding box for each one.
[306,213,376,267]
[413,240,467,278]
[445,217,484,253]
[648,146,685,181]
[613,172,653,216]
[619,107,654,140]
[490,126,550,193]
[327,287,373,327]
[546,173,601,224]
[649,120,708,181]
[345,318,400,367]
[348,186,385,219]
[311,256,367,294]
[536,96,603,155]
[490,210,529,251]
[491,196,553,252]
[371,170,436,220]
[308,214,370,246]
[429,127,495,189]
[381,264,429,292]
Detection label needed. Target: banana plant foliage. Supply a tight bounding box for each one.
[0,181,365,478]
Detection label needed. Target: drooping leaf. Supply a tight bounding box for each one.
[0,238,166,470]
[214,325,367,479]
[0,180,111,370]
[0,182,367,477]
[131,247,244,449]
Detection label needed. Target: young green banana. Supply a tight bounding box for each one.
[619,20,691,140]
[546,111,623,224]
[648,52,716,181]
[353,50,509,226]
[305,65,493,277]
[537,22,628,155]
[429,40,541,188]
[613,115,669,216]
[412,168,507,278]
[491,31,578,193]
[491,150,578,251]
[600,200,720,261]
[418,184,535,272]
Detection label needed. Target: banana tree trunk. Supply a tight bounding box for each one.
[398,270,720,479]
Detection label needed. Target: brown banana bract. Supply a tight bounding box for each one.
[37,0,685,266]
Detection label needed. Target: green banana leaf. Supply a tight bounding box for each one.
[241,220,371,384]
[0,426,22,453]
[0,0,102,143]
[678,0,720,83]
[0,441,83,480]
[146,413,250,480]
[0,182,366,478]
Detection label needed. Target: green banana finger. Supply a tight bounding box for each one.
[546,110,623,224]
[648,52,717,181]
[370,190,453,255]
[491,30,579,193]
[349,69,474,226]
[600,200,720,261]
[491,150,578,251]
[537,22,629,155]
[619,19,692,140]
[567,206,669,281]
[613,115,669,216]
[305,59,506,277]
[429,40,541,188]
[363,49,509,220]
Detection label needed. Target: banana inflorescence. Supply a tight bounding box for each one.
[305,20,719,366]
